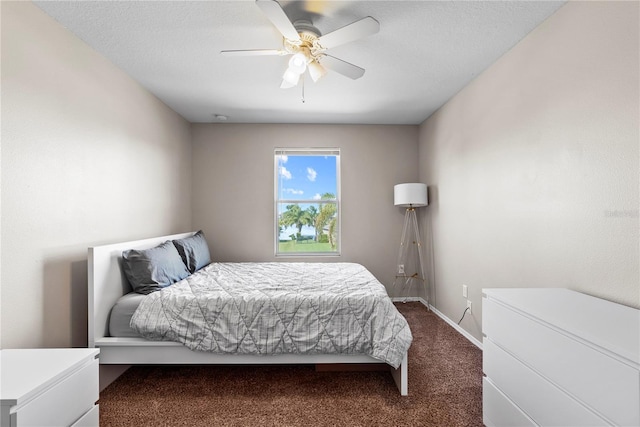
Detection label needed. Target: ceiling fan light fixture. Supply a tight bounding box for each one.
[280,79,296,89]
[288,53,308,74]
[281,68,300,88]
[308,60,327,82]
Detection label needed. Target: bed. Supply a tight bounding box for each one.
[88,232,411,395]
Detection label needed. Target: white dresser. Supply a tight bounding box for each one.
[0,348,99,427]
[482,288,639,427]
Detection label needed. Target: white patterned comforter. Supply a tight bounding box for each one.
[130,262,412,368]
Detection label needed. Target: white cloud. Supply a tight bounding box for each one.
[280,166,292,179]
[278,155,288,163]
[313,193,322,200]
[284,188,304,195]
[307,167,317,182]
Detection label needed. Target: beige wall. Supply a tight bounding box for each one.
[1,2,192,348]
[3,0,637,352]
[418,1,639,341]
[191,124,419,291]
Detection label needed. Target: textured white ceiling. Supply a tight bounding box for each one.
[34,1,565,124]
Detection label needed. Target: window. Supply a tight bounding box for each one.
[275,149,340,256]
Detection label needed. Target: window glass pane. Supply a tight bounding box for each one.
[276,153,337,201]
[275,150,339,255]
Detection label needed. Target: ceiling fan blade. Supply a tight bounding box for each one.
[220,49,286,56]
[321,55,365,80]
[316,17,379,50]
[255,0,301,42]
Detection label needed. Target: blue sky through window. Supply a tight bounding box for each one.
[277,154,337,201]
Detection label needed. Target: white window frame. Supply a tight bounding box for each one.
[274,148,341,257]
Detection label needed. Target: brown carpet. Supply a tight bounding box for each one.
[98,302,483,426]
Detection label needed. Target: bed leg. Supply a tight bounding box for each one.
[390,353,408,396]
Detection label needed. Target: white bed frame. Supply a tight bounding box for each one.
[88,232,408,395]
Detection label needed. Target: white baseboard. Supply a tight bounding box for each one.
[392,297,483,350]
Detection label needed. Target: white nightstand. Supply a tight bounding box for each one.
[0,348,99,427]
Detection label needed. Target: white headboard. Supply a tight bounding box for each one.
[88,232,195,347]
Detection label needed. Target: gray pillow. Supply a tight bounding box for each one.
[122,240,190,294]
[172,230,211,273]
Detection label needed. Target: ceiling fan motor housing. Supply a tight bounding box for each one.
[293,20,321,38]
[284,21,324,62]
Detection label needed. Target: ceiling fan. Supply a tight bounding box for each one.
[221,0,380,89]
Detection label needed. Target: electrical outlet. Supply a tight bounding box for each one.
[398,264,405,274]
[467,300,472,314]
[462,284,468,298]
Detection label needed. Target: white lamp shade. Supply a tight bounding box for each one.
[308,60,327,82]
[281,68,300,88]
[280,78,296,89]
[288,53,307,74]
[394,183,428,207]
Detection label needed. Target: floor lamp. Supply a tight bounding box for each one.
[392,183,428,304]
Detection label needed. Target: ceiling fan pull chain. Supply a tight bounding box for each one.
[301,74,306,104]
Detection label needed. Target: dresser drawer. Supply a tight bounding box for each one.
[16,358,98,426]
[484,339,608,426]
[483,377,537,427]
[483,298,639,426]
[70,405,99,427]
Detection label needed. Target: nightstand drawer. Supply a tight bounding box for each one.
[16,358,98,427]
[484,339,608,426]
[483,298,638,426]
